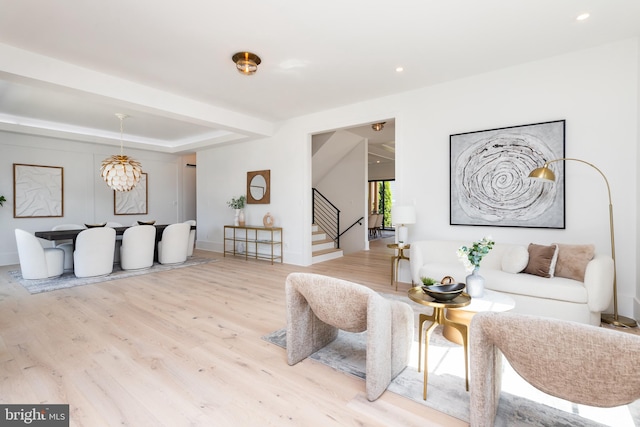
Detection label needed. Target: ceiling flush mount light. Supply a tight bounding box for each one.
[232,52,261,75]
[372,122,386,132]
[100,113,142,192]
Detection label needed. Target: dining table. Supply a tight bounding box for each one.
[36,224,196,263]
[35,224,193,243]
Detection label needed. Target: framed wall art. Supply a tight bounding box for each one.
[114,173,148,215]
[13,163,64,218]
[450,120,565,228]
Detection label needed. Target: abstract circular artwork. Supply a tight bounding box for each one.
[450,120,565,228]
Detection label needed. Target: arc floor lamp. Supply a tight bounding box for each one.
[528,157,637,328]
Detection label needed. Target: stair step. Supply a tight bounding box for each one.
[312,239,335,252]
[312,231,327,242]
[312,248,344,264]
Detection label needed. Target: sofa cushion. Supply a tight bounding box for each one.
[524,244,558,278]
[501,245,529,274]
[552,243,595,282]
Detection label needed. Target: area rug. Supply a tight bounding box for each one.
[263,300,639,426]
[8,256,216,294]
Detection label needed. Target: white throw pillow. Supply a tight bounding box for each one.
[501,246,529,274]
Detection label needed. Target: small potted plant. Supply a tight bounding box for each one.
[0,195,5,207]
[227,195,246,226]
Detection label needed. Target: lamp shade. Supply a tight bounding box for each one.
[391,205,416,225]
[528,165,556,181]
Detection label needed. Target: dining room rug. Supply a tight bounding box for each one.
[8,256,216,294]
[263,297,640,426]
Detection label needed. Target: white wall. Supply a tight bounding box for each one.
[0,132,187,265]
[197,38,639,320]
[315,140,367,255]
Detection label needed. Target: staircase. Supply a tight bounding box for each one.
[312,224,343,263]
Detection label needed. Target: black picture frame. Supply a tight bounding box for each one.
[450,120,565,228]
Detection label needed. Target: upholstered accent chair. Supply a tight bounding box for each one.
[15,229,65,280]
[285,272,414,401]
[73,227,116,278]
[157,222,190,265]
[470,311,640,426]
[120,225,156,271]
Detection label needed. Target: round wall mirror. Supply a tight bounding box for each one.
[246,170,270,204]
[250,175,267,201]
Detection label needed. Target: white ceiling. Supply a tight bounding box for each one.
[1,0,639,154]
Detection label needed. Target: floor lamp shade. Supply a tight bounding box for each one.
[392,205,416,243]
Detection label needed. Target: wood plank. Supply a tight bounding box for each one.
[0,236,462,426]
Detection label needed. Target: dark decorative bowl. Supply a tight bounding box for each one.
[421,283,466,301]
[84,222,107,228]
[138,220,156,225]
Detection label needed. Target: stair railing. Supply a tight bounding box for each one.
[312,188,340,248]
[312,188,364,249]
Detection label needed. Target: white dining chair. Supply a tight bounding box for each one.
[15,229,65,280]
[73,227,116,278]
[157,223,190,265]
[120,225,156,270]
[184,220,196,256]
[51,223,85,271]
[105,222,124,264]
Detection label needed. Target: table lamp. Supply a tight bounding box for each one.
[391,205,416,245]
[528,157,637,328]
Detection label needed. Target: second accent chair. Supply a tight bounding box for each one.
[285,272,414,401]
[120,225,156,270]
[73,227,116,278]
[157,222,190,265]
[470,311,640,427]
[15,229,65,280]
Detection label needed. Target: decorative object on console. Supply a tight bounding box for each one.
[13,163,64,218]
[451,120,565,228]
[528,158,636,328]
[263,212,274,227]
[391,205,416,246]
[227,195,246,226]
[100,113,142,192]
[457,236,494,298]
[247,170,270,204]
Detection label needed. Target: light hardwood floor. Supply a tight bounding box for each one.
[0,237,466,427]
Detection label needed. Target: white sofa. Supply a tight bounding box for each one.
[409,240,614,326]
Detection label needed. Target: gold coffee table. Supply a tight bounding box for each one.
[408,287,471,400]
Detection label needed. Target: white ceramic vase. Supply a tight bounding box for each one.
[234,209,240,226]
[465,267,485,298]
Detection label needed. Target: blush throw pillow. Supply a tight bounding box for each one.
[524,243,558,278]
[501,245,529,274]
[552,243,595,282]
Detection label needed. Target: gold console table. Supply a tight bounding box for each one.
[224,225,283,264]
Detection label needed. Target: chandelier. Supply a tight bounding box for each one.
[100,113,142,192]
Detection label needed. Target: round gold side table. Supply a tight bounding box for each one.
[408,286,471,400]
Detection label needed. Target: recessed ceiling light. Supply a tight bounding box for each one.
[576,12,590,21]
[396,67,404,73]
